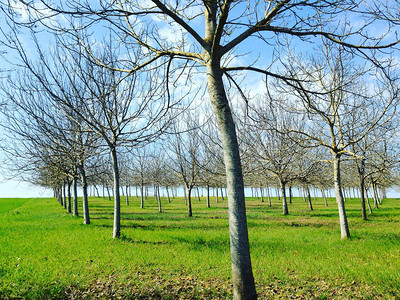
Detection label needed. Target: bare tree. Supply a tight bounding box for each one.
[4,1,400,297]
[271,40,398,239]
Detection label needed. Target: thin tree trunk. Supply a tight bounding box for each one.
[77,164,90,225]
[158,185,162,213]
[365,187,373,214]
[260,187,264,203]
[280,179,288,215]
[62,183,67,209]
[126,186,129,205]
[73,176,78,217]
[306,184,313,211]
[266,186,271,207]
[184,187,187,205]
[333,154,350,239]
[216,187,219,203]
[206,184,210,208]
[221,187,225,200]
[67,179,72,213]
[140,183,144,209]
[110,147,121,238]
[372,182,379,209]
[321,189,328,207]
[289,186,292,204]
[187,186,192,217]
[197,187,201,201]
[166,186,171,203]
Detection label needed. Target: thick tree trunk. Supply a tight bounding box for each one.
[206,59,256,299]
[289,186,293,204]
[110,147,121,238]
[333,153,350,239]
[73,176,79,217]
[280,179,289,215]
[77,164,90,225]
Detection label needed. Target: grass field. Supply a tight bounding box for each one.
[0,194,399,299]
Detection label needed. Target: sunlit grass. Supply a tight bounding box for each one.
[0,194,399,299]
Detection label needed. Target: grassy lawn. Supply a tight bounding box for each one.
[0,194,399,299]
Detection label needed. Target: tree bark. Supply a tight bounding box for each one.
[333,153,350,239]
[140,183,144,208]
[206,184,210,208]
[110,146,121,238]
[187,186,192,217]
[73,176,79,217]
[158,185,162,213]
[77,164,90,225]
[67,179,72,213]
[206,58,256,299]
[306,184,313,211]
[266,186,271,207]
[280,179,289,215]
[62,183,67,209]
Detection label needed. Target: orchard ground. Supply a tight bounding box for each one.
[0,195,399,299]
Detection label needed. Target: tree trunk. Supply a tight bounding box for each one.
[321,189,328,207]
[126,186,129,205]
[206,56,256,299]
[280,179,289,215]
[221,187,225,201]
[372,182,379,208]
[260,187,264,203]
[140,183,144,208]
[184,187,187,205]
[306,184,313,211]
[266,186,271,207]
[365,187,373,214]
[187,186,192,217]
[73,176,79,217]
[67,179,72,213]
[158,185,162,213]
[206,184,210,208]
[62,183,67,209]
[358,160,367,221]
[289,186,293,204]
[333,153,350,239]
[77,164,90,225]
[216,187,219,203]
[110,146,121,238]
[197,187,201,201]
[166,186,171,203]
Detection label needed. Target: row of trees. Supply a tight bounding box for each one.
[2,1,400,299]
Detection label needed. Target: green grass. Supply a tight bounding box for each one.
[0,194,399,299]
